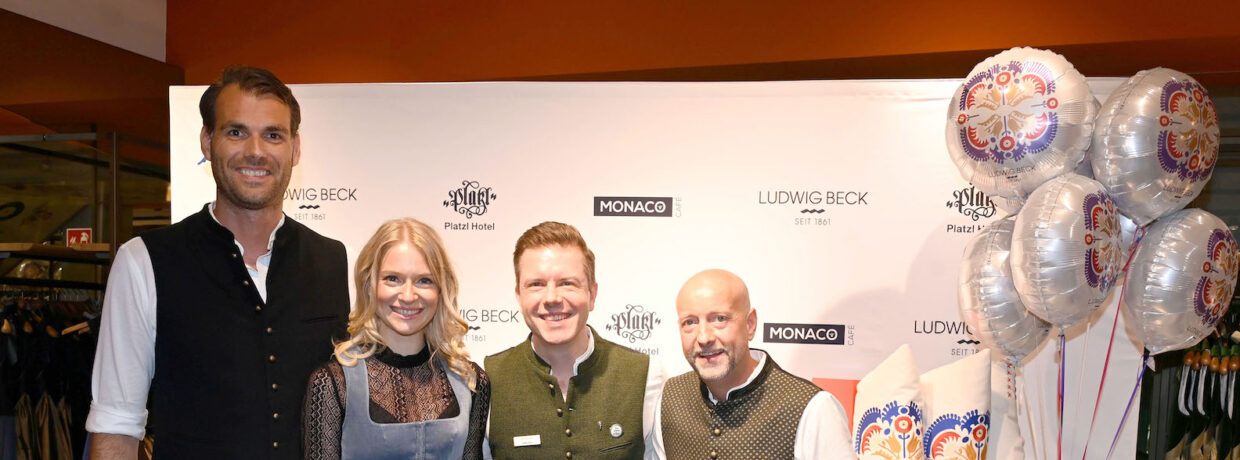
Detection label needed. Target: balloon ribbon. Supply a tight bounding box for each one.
[1058,331,1066,460]
[1080,227,1145,460]
[1106,351,1151,459]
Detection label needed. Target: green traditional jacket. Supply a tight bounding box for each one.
[486,327,649,459]
[660,352,821,460]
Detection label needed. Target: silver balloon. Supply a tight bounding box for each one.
[1075,97,1103,179]
[1123,209,1239,355]
[989,194,1024,216]
[1011,173,1125,328]
[946,47,1096,201]
[958,216,1052,362]
[1091,68,1220,226]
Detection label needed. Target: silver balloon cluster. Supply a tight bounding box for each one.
[949,51,1236,359]
[958,216,1052,363]
[1088,68,1232,355]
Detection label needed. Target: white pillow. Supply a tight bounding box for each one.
[919,349,992,460]
[854,344,926,459]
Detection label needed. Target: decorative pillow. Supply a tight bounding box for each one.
[854,344,926,459]
[919,349,992,460]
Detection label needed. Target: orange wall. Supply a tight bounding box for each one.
[168,1,1240,85]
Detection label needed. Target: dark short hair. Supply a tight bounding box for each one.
[513,221,597,288]
[198,66,301,135]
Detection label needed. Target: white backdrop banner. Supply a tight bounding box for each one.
[169,79,1139,458]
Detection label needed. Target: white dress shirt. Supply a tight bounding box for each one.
[647,350,858,460]
[85,204,283,438]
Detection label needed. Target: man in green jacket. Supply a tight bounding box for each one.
[652,269,856,459]
[486,222,665,459]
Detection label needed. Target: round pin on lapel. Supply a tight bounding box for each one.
[609,424,623,438]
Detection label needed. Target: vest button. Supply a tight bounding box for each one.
[271,383,279,391]
[709,451,718,459]
[548,383,554,390]
[255,305,262,312]
[268,355,276,362]
[272,442,279,449]
[266,327,273,335]
[712,428,721,436]
[564,452,572,458]
[243,280,250,287]
[564,428,572,437]
[232,253,238,259]
[556,408,563,417]
[272,412,279,420]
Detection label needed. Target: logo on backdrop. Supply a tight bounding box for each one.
[763,322,852,345]
[912,319,981,357]
[756,189,870,227]
[443,180,498,231]
[604,304,662,352]
[593,197,680,217]
[283,185,361,222]
[945,185,996,221]
[459,307,522,343]
[944,185,996,235]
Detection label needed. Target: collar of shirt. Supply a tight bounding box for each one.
[707,349,768,404]
[208,201,285,268]
[544,327,595,379]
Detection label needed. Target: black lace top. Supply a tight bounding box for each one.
[301,347,490,459]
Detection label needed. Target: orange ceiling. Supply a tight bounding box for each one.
[5,1,1240,168]
[167,1,1240,84]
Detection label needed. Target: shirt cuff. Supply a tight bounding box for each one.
[85,402,148,439]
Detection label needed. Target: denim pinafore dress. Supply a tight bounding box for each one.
[340,355,471,459]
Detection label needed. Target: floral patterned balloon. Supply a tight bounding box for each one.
[1091,68,1220,225]
[1124,209,1238,354]
[1011,174,1124,329]
[946,48,1096,201]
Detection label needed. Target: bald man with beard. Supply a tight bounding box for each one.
[648,269,855,460]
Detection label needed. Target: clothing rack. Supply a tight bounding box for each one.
[0,286,100,460]
[1139,299,1240,459]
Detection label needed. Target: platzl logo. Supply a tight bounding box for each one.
[946,185,996,221]
[443,180,497,219]
[605,304,662,343]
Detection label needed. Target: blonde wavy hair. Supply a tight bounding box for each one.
[333,217,477,390]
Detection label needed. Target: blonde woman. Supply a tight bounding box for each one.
[302,218,488,459]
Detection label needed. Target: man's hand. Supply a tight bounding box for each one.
[90,432,140,460]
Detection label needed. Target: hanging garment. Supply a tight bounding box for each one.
[339,356,471,460]
[0,415,16,460]
[29,394,72,460]
[1167,434,1184,460]
[14,395,30,460]
[56,397,73,457]
[1189,427,1214,460]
